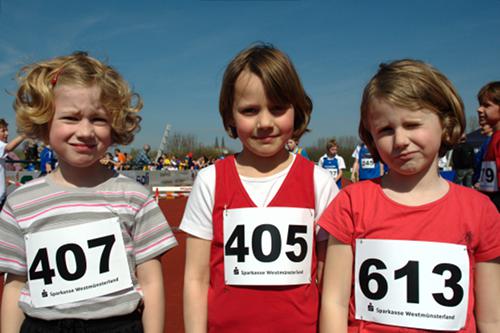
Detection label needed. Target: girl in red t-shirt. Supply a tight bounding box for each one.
[319,60,500,333]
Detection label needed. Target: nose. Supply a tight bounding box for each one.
[256,109,273,129]
[393,128,409,149]
[76,120,95,139]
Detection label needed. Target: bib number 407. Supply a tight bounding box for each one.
[29,235,115,285]
[225,224,307,263]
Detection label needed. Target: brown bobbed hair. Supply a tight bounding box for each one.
[477,81,500,106]
[359,59,465,162]
[15,51,142,145]
[219,43,312,139]
[326,139,338,150]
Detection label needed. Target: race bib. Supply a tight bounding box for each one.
[328,168,338,179]
[354,239,469,331]
[479,161,498,192]
[361,158,375,169]
[223,207,314,286]
[26,218,133,308]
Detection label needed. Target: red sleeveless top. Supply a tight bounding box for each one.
[208,155,318,333]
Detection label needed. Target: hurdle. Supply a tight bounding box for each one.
[153,186,192,201]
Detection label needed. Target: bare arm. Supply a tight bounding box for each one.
[475,258,500,333]
[320,236,353,333]
[184,236,211,333]
[1,274,26,333]
[136,258,165,333]
[379,162,384,177]
[316,239,327,287]
[5,134,26,153]
[351,159,359,182]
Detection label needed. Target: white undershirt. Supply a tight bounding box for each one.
[180,154,338,241]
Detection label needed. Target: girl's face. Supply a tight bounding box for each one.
[368,98,443,178]
[231,70,294,159]
[328,145,338,156]
[49,84,112,171]
[478,98,500,131]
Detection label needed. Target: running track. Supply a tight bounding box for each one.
[0,197,189,332]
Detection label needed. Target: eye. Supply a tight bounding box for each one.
[239,107,258,115]
[270,105,289,116]
[404,122,421,129]
[92,117,109,124]
[377,126,393,135]
[61,116,79,122]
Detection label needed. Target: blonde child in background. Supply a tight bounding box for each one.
[181,43,338,333]
[319,60,499,332]
[0,52,177,333]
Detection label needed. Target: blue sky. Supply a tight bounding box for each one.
[0,0,499,151]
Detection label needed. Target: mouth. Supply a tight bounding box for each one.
[397,151,417,161]
[70,143,97,152]
[253,135,278,143]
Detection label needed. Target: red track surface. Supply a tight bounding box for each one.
[0,197,188,332]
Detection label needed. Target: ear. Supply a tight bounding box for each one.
[226,116,238,138]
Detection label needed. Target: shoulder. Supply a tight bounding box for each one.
[111,174,151,194]
[5,177,51,205]
[196,163,216,183]
[449,182,495,206]
[313,164,332,181]
[191,164,216,196]
[342,179,379,197]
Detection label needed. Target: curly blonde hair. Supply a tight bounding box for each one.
[15,51,142,145]
[359,59,464,161]
[219,43,312,139]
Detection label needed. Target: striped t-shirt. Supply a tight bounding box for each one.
[0,173,177,320]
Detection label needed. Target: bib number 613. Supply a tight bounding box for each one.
[359,258,464,307]
[28,235,115,285]
[225,224,308,263]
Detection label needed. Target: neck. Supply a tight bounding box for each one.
[236,148,292,177]
[52,161,114,188]
[381,159,449,205]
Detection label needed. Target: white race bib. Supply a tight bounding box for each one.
[328,168,338,179]
[26,218,133,307]
[361,158,375,169]
[479,161,498,192]
[354,239,469,331]
[223,207,314,286]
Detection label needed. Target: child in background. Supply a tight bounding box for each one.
[0,119,26,209]
[181,44,338,333]
[319,60,499,332]
[350,142,384,182]
[318,139,346,189]
[286,136,310,159]
[0,52,177,333]
[476,81,500,211]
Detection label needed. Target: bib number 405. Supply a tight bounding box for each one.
[225,224,307,263]
[29,235,115,285]
[359,259,464,307]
